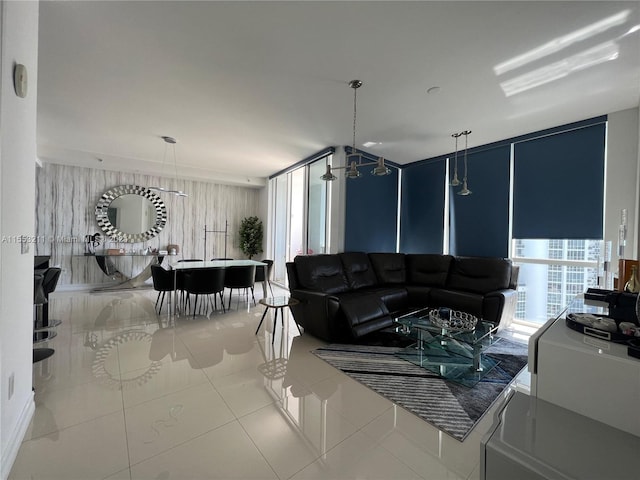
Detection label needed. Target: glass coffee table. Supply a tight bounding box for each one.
[393,307,501,387]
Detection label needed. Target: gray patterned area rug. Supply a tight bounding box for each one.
[312,338,528,441]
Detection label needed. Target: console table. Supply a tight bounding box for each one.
[87,252,165,291]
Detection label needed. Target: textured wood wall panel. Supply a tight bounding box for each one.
[35,164,262,286]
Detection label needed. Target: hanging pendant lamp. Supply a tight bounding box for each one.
[450,132,462,186]
[457,130,472,196]
[320,163,337,181]
[149,136,189,197]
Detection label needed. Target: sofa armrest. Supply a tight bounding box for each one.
[484,289,518,331]
[289,289,343,342]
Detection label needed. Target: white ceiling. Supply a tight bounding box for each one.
[37,1,640,187]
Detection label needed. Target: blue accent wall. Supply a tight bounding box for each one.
[449,145,510,257]
[399,159,446,253]
[344,167,399,252]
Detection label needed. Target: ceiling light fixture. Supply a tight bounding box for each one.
[149,136,189,197]
[321,80,391,181]
[450,132,462,187]
[457,130,472,196]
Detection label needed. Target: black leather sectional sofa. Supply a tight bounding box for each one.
[286,252,518,343]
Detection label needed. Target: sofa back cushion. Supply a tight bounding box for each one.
[406,254,453,287]
[340,252,378,290]
[294,255,349,294]
[446,256,512,294]
[368,253,406,284]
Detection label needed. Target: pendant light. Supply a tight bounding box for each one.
[320,79,391,181]
[320,163,337,181]
[149,136,189,197]
[457,130,472,196]
[372,157,390,176]
[450,132,462,186]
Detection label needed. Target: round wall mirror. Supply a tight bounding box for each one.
[95,185,167,243]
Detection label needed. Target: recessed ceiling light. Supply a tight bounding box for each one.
[363,141,379,148]
[427,86,441,94]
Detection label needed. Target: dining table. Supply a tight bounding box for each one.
[168,259,269,305]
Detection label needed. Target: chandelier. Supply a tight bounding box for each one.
[149,136,188,197]
[321,80,391,181]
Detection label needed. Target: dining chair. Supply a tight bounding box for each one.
[182,267,226,317]
[254,259,274,297]
[151,264,177,314]
[223,265,257,309]
[175,259,203,310]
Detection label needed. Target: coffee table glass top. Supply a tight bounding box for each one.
[393,307,501,387]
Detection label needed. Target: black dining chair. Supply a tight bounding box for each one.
[151,264,177,314]
[182,267,226,317]
[224,265,257,309]
[254,259,274,297]
[175,259,203,310]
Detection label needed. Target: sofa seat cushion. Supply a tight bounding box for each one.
[340,252,378,290]
[429,289,484,319]
[369,253,407,284]
[337,292,394,338]
[446,256,512,294]
[363,286,409,313]
[406,254,453,287]
[294,255,349,294]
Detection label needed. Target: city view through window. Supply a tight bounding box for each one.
[513,239,602,325]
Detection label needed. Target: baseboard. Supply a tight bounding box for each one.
[55,283,104,292]
[1,393,35,480]
[56,282,153,293]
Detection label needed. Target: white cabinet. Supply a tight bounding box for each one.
[481,391,639,480]
[482,296,640,479]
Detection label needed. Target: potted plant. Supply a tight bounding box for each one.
[239,216,263,259]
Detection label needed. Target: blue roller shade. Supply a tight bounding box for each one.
[344,167,399,252]
[400,159,446,253]
[449,145,510,257]
[513,123,606,239]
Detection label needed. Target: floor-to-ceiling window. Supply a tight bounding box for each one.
[307,160,328,256]
[399,117,607,328]
[269,150,332,287]
[509,120,606,326]
[272,175,289,285]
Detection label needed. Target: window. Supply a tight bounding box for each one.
[513,239,601,325]
[269,152,332,287]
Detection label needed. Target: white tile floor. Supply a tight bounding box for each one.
[12,285,529,480]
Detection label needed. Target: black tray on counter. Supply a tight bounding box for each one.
[565,312,638,344]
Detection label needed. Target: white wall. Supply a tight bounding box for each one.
[0,1,38,477]
[605,108,640,268]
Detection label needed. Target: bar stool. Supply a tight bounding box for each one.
[33,273,55,362]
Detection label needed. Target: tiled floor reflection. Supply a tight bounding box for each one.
[11,286,528,480]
